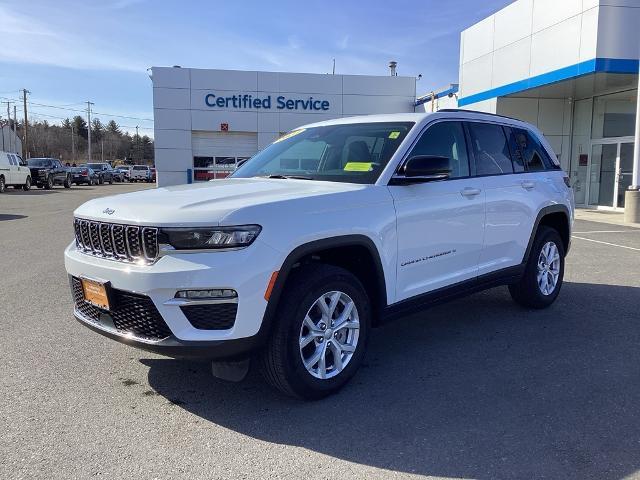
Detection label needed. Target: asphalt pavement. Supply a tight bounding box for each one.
[1,183,639,480]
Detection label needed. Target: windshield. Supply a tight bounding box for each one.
[87,163,104,169]
[28,159,53,167]
[133,166,147,170]
[232,122,414,184]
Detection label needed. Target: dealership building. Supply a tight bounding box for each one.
[152,0,640,217]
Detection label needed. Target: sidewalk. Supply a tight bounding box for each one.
[575,208,640,229]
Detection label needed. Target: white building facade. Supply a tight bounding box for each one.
[458,0,640,212]
[152,67,416,186]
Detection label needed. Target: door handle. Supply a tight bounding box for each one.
[521,180,535,190]
[460,187,481,197]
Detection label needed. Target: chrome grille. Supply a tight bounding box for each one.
[74,218,159,264]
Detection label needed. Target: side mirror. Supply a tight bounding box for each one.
[391,155,451,185]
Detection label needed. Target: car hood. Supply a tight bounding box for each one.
[73,177,370,226]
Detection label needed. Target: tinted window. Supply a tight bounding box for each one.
[514,129,544,171]
[504,127,525,173]
[407,121,470,178]
[8,154,16,166]
[467,123,514,175]
[514,128,560,170]
[28,159,52,167]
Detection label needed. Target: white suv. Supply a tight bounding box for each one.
[65,111,574,399]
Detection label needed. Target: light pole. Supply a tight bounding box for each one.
[624,73,640,223]
[86,101,94,162]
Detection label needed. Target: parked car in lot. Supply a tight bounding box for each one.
[86,163,115,184]
[71,166,99,186]
[65,111,574,399]
[129,164,152,182]
[0,150,31,192]
[28,157,71,189]
[113,166,130,182]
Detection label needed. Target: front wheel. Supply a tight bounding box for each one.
[23,176,31,191]
[0,175,5,193]
[509,226,565,309]
[45,175,54,190]
[260,264,371,399]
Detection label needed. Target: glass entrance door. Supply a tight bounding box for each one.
[617,143,634,208]
[588,139,635,209]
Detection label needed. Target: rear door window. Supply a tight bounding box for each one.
[466,122,514,176]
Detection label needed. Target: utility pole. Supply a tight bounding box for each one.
[22,89,29,159]
[70,124,75,162]
[101,140,104,162]
[13,105,17,153]
[86,101,94,162]
[5,102,11,151]
[135,125,140,163]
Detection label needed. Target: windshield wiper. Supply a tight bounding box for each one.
[265,174,313,180]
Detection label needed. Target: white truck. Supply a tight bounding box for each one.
[129,165,152,182]
[65,110,574,399]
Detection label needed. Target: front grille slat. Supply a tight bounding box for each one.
[73,218,159,264]
[71,277,171,341]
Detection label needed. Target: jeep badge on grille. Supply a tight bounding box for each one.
[103,208,115,215]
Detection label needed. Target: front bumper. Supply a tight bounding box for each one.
[64,239,283,358]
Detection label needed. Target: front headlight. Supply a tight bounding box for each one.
[159,225,261,250]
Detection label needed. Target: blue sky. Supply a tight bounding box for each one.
[0,0,512,136]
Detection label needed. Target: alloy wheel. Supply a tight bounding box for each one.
[537,241,560,296]
[299,291,360,380]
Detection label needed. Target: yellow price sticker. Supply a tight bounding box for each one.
[274,129,305,143]
[388,131,400,139]
[344,162,373,172]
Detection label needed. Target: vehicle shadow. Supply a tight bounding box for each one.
[0,214,27,221]
[144,282,640,479]
[4,189,58,195]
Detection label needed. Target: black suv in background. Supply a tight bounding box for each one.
[86,163,115,184]
[27,158,71,189]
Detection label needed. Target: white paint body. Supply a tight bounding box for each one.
[65,111,575,346]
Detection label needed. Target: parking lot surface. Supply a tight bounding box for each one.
[1,185,639,480]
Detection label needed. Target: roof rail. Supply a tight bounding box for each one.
[435,108,522,122]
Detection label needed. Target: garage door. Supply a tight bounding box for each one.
[192,131,258,158]
[191,131,258,181]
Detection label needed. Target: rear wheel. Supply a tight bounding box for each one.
[63,175,71,188]
[260,264,371,399]
[509,226,565,309]
[23,176,31,191]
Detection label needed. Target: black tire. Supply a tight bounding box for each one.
[108,177,113,185]
[0,175,5,193]
[45,175,54,190]
[63,175,71,188]
[260,264,371,400]
[509,226,565,309]
[23,176,31,191]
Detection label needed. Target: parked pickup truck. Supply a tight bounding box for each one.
[27,158,71,189]
[129,165,152,182]
[65,111,574,399]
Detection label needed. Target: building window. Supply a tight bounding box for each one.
[592,90,637,139]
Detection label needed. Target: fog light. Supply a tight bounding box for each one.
[175,289,237,300]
